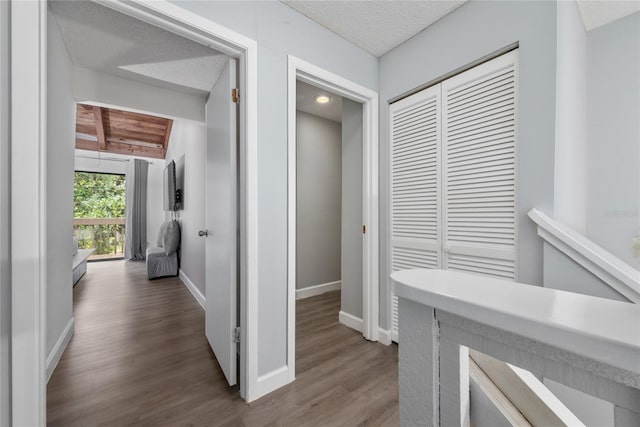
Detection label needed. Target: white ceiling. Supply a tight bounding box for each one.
[49,1,228,97]
[48,0,638,97]
[577,0,640,31]
[283,1,639,57]
[282,0,467,57]
[297,81,343,123]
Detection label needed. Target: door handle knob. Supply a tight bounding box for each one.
[198,230,208,237]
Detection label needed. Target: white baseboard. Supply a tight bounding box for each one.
[251,365,292,402]
[339,310,363,333]
[46,317,75,382]
[377,328,392,346]
[296,280,341,300]
[339,311,392,346]
[179,269,205,310]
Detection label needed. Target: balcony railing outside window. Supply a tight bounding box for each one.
[74,218,125,260]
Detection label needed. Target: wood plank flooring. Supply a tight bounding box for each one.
[47,261,398,426]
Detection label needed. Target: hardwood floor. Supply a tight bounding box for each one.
[47,261,398,426]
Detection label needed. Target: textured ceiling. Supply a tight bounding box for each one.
[49,1,228,97]
[282,0,467,57]
[577,0,640,31]
[297,81,343,123]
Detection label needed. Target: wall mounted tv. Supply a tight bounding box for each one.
[163,160,181,211]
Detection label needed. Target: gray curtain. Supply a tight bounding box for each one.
[125,159,149,260]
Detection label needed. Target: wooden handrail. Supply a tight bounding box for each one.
[73,218,125,226]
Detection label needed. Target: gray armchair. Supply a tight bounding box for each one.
[146,220,181,279]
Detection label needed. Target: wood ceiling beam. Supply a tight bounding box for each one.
[76,137,164,159]
[162,119,173,158]
[107,128,165,144]
[76,137,100,151]
[93,106,107,151]
[106,137,163,149]
[76,125,98,136]
[106,141,165,159]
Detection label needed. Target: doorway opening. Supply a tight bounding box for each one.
[10,0,259,422]
[48,0,243,399]
[294,79,366,376]
[287,56,381,383]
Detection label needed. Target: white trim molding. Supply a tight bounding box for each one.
[179,270,205,309]
[287,55,380,387]
[296,281,341,300]
[46,318,75,383]
[377,328,392,346]
[338,312,393,346]
[11,0,48,424]
[253,366,291,401]
[339,311,363,333]
[529,208,640,303]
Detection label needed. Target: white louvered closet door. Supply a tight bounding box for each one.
[442,50,519,280]
[390,84,442,342]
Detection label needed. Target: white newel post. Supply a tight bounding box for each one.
[398,298,439,426]
[398,298,471,427]
[439,339,470,427]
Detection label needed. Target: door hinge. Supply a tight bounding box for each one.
[232,88,239,104]
[232,326,240,343]
[363,225,366,234]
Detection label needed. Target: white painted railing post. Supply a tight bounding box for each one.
[393,269,640,427]
[440,339,470,427]
[398,298,439,426]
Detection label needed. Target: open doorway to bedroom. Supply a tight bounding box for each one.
[43,0,248,423]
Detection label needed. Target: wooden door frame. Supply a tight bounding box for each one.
[286,55,381,383]
[10,0,259,424]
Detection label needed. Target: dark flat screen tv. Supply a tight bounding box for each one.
[163,160,179,211]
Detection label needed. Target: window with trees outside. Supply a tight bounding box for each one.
[73,171,126,260]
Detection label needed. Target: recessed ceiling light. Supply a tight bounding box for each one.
[315,95,331,104]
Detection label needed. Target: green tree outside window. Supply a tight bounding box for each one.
[74,172,126,256]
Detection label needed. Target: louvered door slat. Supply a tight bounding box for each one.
[443,50,518,277]
[390,85,442,343]
[389,50,519,344]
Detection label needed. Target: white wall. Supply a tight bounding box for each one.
[47,13,76,356]
[73,66,205,122]
[164,120,207,295]
[378,0,558,329]
[74,150,165,249]
[543,243,628,302]
[341,99,363,319]
[586,12,640,268]
[171,0,378,376]
[0,0,10,423]
[296,111,342,290]
[554,0,588,233]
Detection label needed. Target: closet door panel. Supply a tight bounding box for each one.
[442,50,519,280]
[390,85,442,342]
